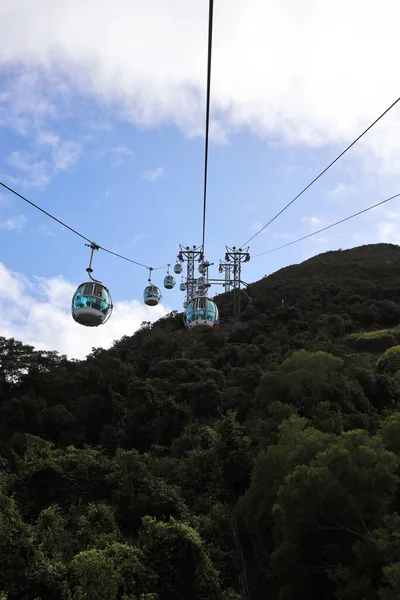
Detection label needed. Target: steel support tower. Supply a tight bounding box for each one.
[178,245,204,303]
[219,261,233,292]
[224,246,250,319]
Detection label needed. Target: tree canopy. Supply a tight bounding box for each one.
[1,242,400,598]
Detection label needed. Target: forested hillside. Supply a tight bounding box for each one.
[3,243,400,599]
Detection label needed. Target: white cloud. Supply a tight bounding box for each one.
[6,134,81,188]
[0,214,26,231]
[327,182,353,198]
[0,261,170,360]
[375,209,400,246]
[110,146,132,156]
[99,145,134,167]
[299,206,400,249]
[249,222,264,233]
[34,224,56,236]
[1,0,400,174]
[302,216,324,226]
[272,232,293,240]
[130,234,146,246]
[7,151,51,188]
[52,140,81,171]
[37,131,60,147]
[0,70,57,135]
[143,166,164,181]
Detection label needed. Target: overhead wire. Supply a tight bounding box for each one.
[201,0,214,256]
[253,192,400,257]
[0,180,165,271]
[242,95,400,247]
[0,180,92,244]
[4,12,397,287]
[0,0,216,278]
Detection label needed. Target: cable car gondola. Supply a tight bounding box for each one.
[180,281,186,291]
[144,285,162,306]
[72,282,113,327]
[197,276,206,290]
[174,262,183,274]
[163,265,176,290]
[164,275,175,289]
[184,295,219,332]
[72,242,113,327]
[144,268,162,306]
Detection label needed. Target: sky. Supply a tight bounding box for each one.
[1,0,400,359]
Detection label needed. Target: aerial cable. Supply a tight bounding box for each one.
[99,247,165,270]
[242,95,400,247]
[0,180,92,244]
[253,191,400,257]
[201,0,214,256]
[0,180,166,271]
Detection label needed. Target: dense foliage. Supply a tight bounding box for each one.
[2,243,400,599]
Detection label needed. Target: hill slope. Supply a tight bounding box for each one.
[1,243,400,599]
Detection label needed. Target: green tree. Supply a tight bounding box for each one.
[377,346,400,375]
[138,516,220,600]
[271,430,399,598]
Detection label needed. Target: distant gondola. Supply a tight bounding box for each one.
[164,273,175,290]
[144,267,162,306]
[174,263,183,274]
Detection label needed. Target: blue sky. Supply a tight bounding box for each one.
[1,0,400,358]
